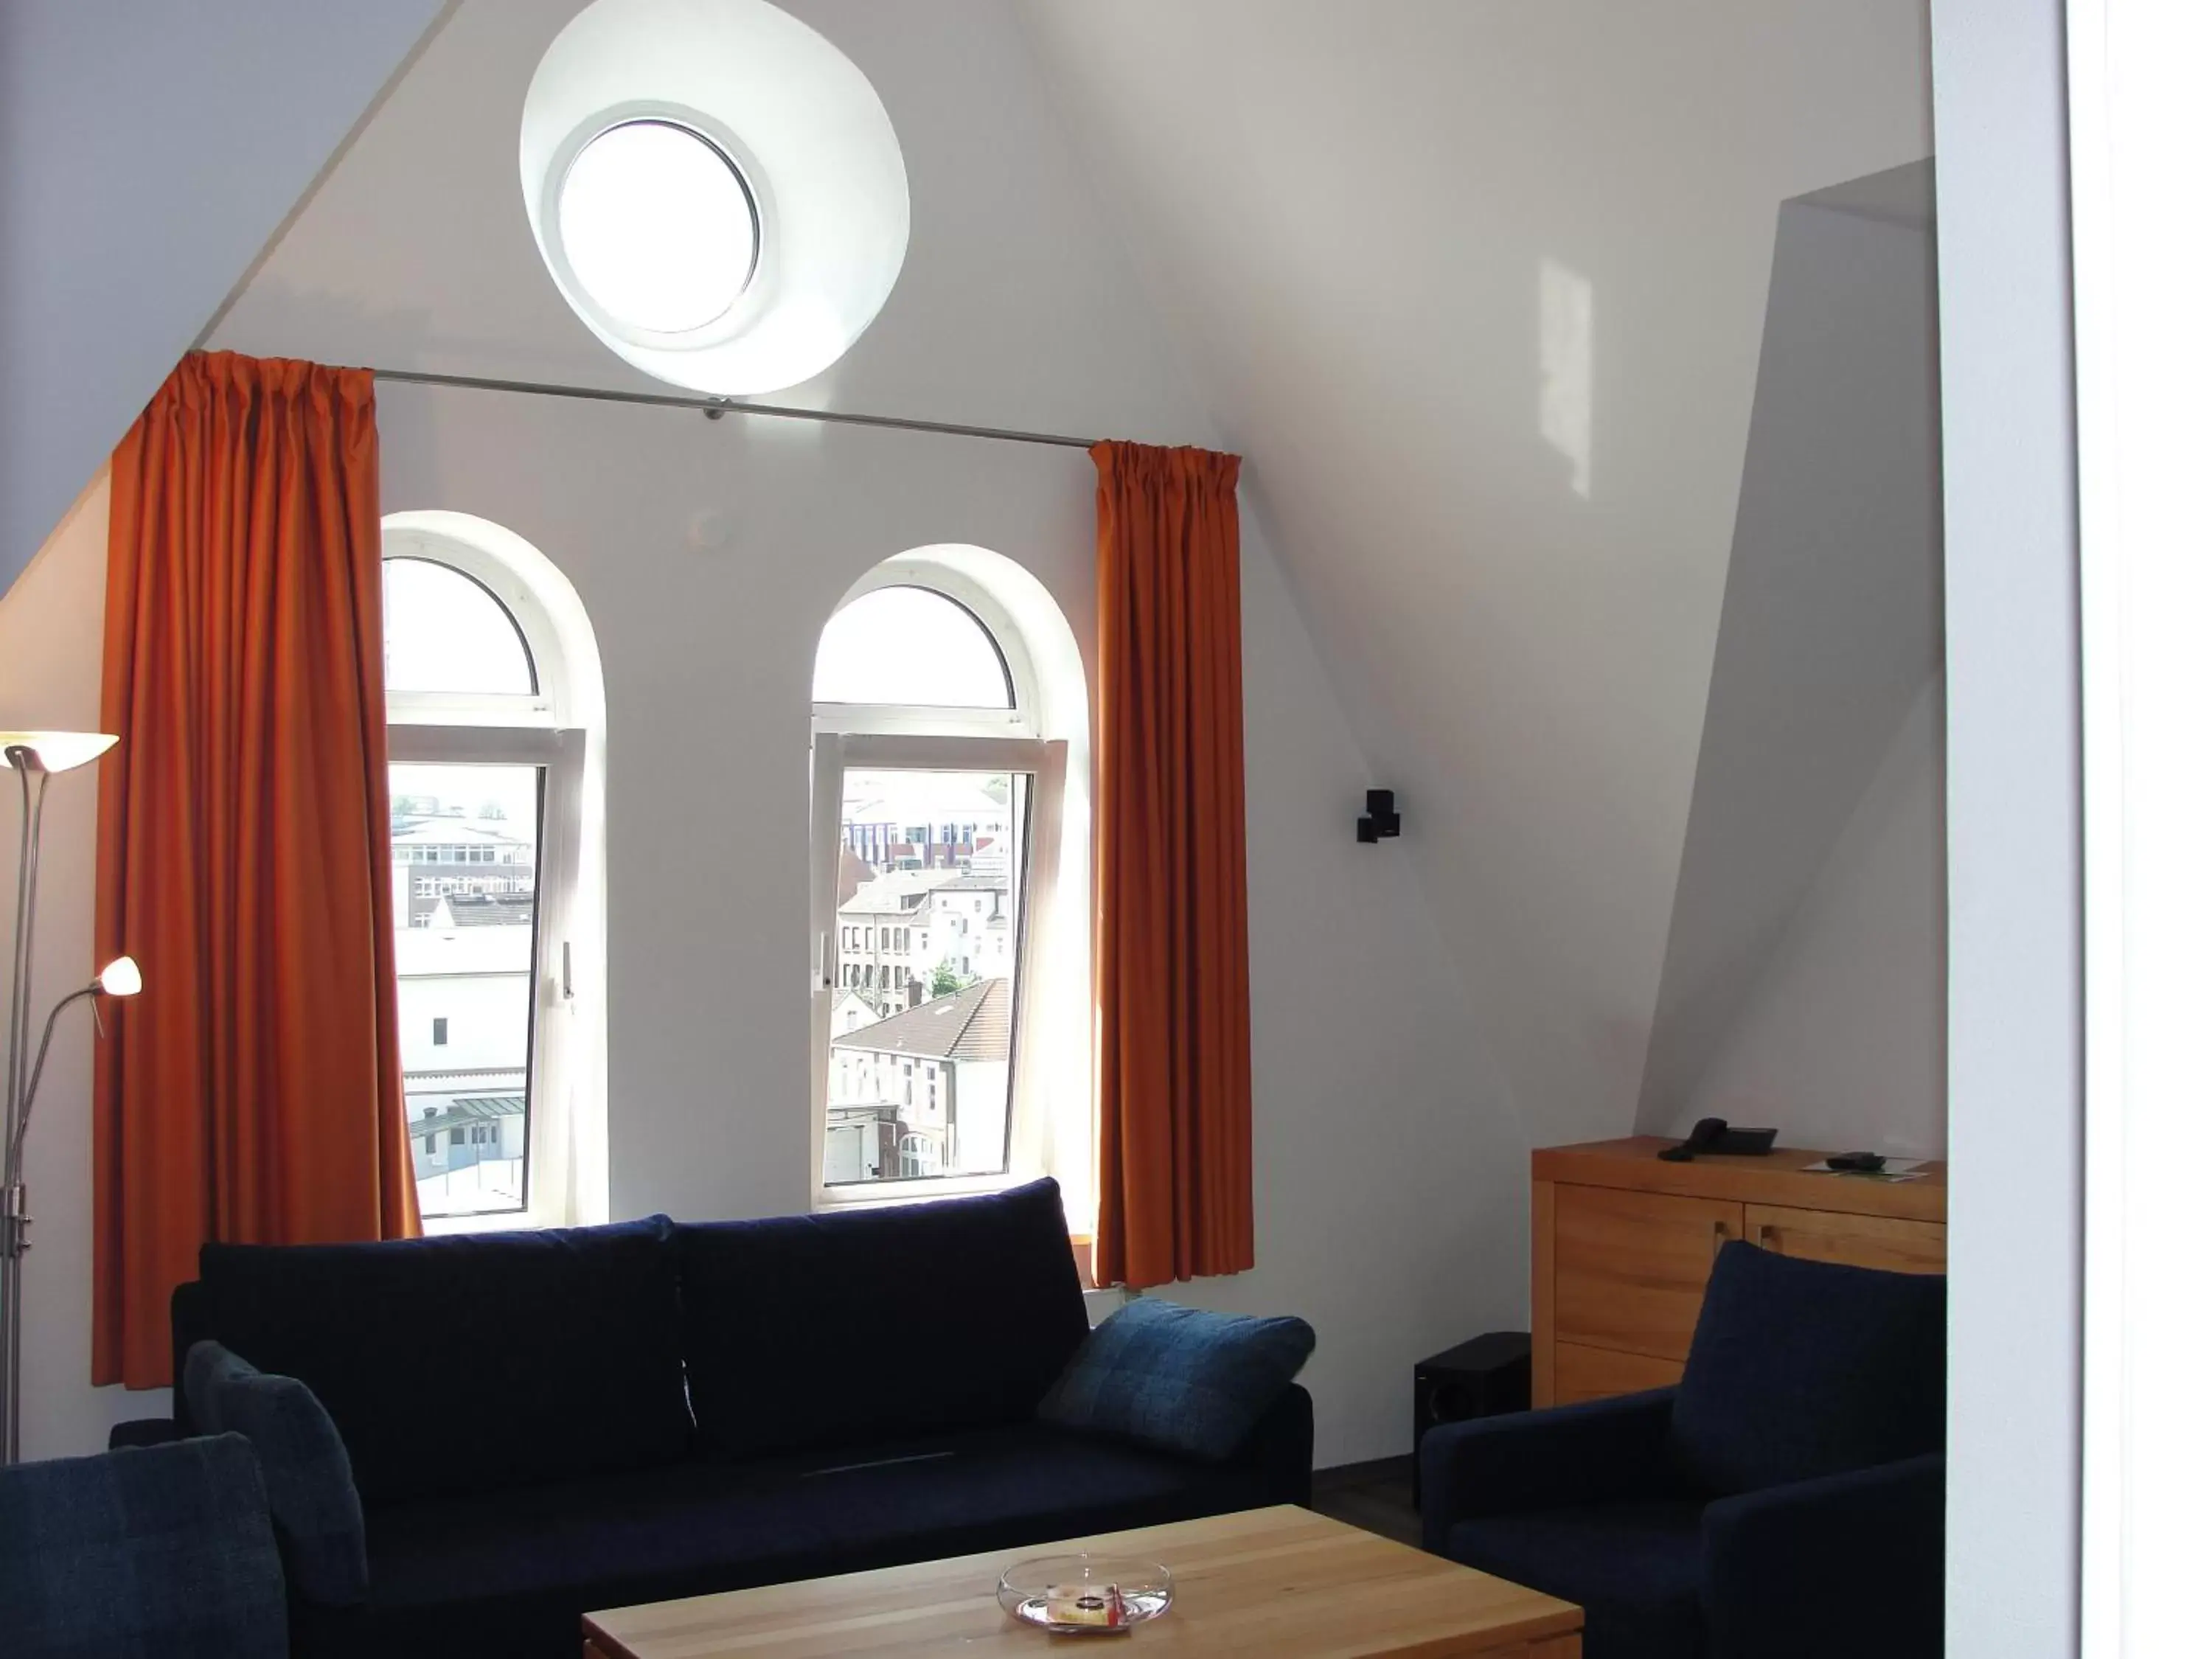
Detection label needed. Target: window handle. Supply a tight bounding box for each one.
[561,940,574,1001]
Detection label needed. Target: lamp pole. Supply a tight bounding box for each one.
[0,732,131,1466]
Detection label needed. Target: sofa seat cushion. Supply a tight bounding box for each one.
[197,1217,688,1506]
[295,1425,1277,1659]
[678,1179,1090,1461]
[1445,1500,1706,1659]
[1669,1242,1946,1497]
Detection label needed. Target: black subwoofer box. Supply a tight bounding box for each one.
[1412,1331,1531,1505]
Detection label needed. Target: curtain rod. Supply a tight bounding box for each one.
[370,367,1099,451]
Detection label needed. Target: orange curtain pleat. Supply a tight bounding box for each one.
[1091,440,1253,1289]
[92,351,419,1389]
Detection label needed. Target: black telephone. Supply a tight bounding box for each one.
[1657,1117,1778,1163]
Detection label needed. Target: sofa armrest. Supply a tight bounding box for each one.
[108,1417,188,1450]
[1419,1388,1679,1553]
[1231,1383,1313,1506]
[1702,1452,1944,1659]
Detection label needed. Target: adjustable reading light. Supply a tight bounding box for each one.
[0,731,132,1465]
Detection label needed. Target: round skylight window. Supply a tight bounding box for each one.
[521,0,910,395]
[556,120,759,336]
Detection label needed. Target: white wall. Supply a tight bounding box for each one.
[1638,170,1944,1150]
[1929,0,2083,1652]
[6,0,1524,1467]
[0,0,449,592]
[1023,0,1936,1148]
[351,379,1517,1466]
[1675,679,1947,1157]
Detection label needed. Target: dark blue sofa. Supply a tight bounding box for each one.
[122,1179,1311,1659]
[1420,1242,1944,1659]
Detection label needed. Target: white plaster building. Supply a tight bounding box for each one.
[824,979,1011,1183]
[393,899,535,1214]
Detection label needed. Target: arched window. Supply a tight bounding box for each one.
[382,512,607,1230]
[810,550,1088,1205]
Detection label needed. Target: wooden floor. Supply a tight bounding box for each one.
[1309,1455,1422,1548]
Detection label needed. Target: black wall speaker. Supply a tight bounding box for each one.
[1412,1331,1531,1504]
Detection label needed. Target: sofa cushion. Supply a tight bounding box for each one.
[1445,1500,1707,1659]
[294,1422,1283,1659]
[0,1435,288,1659]
[197,1217,687,1504]
[677,1179,1088,1461]
[1038,1298,1315,1461]
[1669,1242,1946,1497]
[181,1341,368,1606]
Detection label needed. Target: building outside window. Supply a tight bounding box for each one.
[382,514,605,1227]
[810,571,1071,1200]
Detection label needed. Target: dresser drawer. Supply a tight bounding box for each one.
[1553,1341,1684,1405]
[1553,1185,1741,1361]
[1745,1203,1947,1274]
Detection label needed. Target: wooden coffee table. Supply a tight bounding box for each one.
[582,1504,1582,1657]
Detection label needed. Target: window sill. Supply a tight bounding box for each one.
[811,1181,1097,1285]
[810,1169,1034,1211]
[420,1209,554,1237]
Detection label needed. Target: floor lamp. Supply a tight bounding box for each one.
[1,731,139,1467]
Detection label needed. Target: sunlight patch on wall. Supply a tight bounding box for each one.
[1540,258,1596,499]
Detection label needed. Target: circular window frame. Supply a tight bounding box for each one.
[540,102,779,354]
[521,0,908,397]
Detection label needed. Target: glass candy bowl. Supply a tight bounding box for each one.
[998,1554,1174,1635]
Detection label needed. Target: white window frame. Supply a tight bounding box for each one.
[809,730,1067,1210]
[809,568,1073,1211]
[2070,3,2212,1651]
[383,530,591,1234]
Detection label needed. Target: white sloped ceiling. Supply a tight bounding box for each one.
[1021,0,1934,1142]
[0,0,451,591]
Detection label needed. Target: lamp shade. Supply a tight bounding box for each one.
[97,957,142,998]
[0,731,118,773]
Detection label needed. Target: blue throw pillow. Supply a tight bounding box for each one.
[1037,1298,1315,1461]
[183,1340,369,1607]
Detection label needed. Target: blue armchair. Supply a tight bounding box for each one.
[1421,1242,1945,1659]
[0,1433,289,1659]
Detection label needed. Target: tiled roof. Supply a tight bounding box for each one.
[439,894,536,927]
[392,817,530,847]
[830,978,1010,1062]
[838,869,966,917]
[938,874,1009,892]
[403,1066,525,1089]
[408,1093,524,1141]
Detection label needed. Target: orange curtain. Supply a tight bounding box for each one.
[1091,441,1253,1289]
[93,352,418,1389]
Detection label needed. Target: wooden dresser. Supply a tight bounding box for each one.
[1531,1137,1947,1408]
